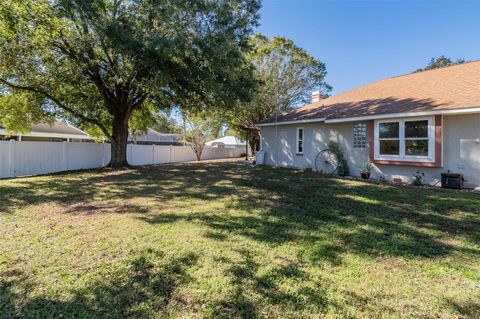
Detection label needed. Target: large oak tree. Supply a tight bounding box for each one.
[0,0,259,167]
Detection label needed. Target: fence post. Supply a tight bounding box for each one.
[129,144,133,164]
[101,143,106,167]
[152,144,155,164]
[62,141,68,171]
[8,140,15,178]
[169,145,172,163]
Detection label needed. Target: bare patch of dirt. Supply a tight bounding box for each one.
[61,200,148,216]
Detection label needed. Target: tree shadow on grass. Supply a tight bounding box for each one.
[0,250,198,319]
[0,163,243,215]
[135,162,480,263]
[138,196,478,264]
[2,161,480,317]
[2,161,479,262]
[208,248,328,318]
[444,297,480,318]
[204,249,259,318]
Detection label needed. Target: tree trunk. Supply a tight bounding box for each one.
[191,144,204,161]
[195,150,202,161]
[249,133,259,156]
[109,116,130,168]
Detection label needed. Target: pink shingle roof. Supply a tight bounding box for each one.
[258,60,480,124]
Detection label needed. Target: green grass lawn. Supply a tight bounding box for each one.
[1,160,479,319]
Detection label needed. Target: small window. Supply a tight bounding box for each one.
[296,127,303,154]
[353,123,367,148]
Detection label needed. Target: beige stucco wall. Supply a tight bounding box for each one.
[260,114,480,186]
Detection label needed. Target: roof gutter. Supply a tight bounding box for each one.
[0,129,92,140]
[255,106,480,127]
[256,117,326,127]
[324,106,480,123]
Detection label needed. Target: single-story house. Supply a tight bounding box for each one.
[129,129,182,146]
[206,136,246,148]
[0,121,93,142]
[1,122,183,146]
[257,61,480,187]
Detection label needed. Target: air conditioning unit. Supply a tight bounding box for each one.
[441,173,464,190]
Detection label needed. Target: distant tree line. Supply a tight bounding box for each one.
[414,56,468,73]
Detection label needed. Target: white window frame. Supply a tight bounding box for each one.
[374,116,435,162]
[296,127,304,154]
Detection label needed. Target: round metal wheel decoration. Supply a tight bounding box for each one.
[314,149,339,175]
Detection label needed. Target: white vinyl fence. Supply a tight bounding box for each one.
[0,141,245,178]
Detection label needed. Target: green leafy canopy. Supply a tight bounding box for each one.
[0,0,260,142]
[227,33,331,150]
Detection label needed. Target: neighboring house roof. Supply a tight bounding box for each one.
[258,60,480,125]
[0,121,92,139]
[130,128,181,143]
[205,136,246,146]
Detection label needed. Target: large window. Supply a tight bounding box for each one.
[296,127,303,154]
[374,117,435,162]
[353,123,367,148]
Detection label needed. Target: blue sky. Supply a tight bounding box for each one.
[257,0,480,95]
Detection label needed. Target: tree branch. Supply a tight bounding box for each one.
[0,79,112,140]
[53,40,116,113]
[131,92,148,110]
[85,70,116,112]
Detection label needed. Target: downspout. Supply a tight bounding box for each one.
[274,105,278,166]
